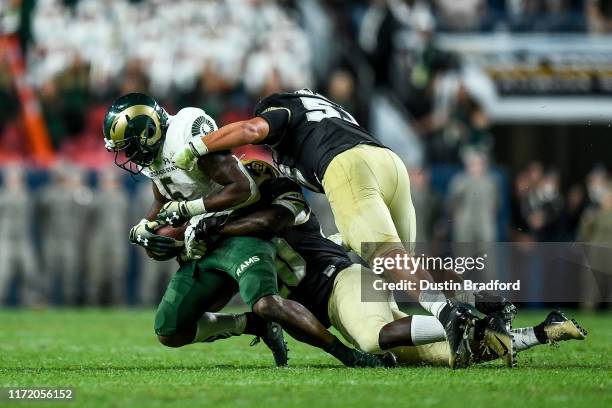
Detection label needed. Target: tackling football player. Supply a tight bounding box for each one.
[168,88,504,367]
[102,94,395,368]
[187,160,587,368]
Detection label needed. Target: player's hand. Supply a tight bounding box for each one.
[156,201,190,227]
[129,219,179,253]
[147,247,183,261]
[184,223,208,260]
[156,199,208,227]
[173,138,210,171]
[195,212,230,243]
[172,144,198,171]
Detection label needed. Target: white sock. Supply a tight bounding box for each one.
[511,327,541,352]
[193,313,247,343]
[410,315,446,345]
[418,291,447,319]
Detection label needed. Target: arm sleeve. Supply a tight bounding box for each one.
[256,107,291,146]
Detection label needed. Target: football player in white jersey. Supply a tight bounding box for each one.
[102,93,396,368]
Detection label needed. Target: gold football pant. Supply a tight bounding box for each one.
[327,264,449,367]
[322,145,416,263]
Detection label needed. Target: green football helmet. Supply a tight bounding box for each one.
[103,93,168,174]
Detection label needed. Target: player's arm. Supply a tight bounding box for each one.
[145,183,169,221]
[195,182,308,241]
[156,153,258,226]
[130,183,178,255]
[197,153,259,212]
[184,179,307,259]
[172,108,291,170]
[220,206,294,238]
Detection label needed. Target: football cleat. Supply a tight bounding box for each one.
[477,313,515,368]
[349,350,397,368]
[250,322,289,367]
[474,291,517,330]
[439,300,478,369]
[539,310,588,344]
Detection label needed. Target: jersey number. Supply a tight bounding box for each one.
[159,177,187,200]
[300,96,358,125]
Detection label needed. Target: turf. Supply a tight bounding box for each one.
[0,309,610,408]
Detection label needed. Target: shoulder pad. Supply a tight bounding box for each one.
[175,107,218,140]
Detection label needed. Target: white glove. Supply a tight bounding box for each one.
[173,138,209,171]
[184,220,208,260]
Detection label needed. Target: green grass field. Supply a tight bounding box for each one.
[0,309,610,408]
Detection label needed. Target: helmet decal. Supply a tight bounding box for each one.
[102,93,167,175]
[108,104,162,148]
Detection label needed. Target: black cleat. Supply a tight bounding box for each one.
[349,350,398,368]
[539,310,588,344]
[439,300,477,369]
[250,322,288,367]
[477,313,515,368]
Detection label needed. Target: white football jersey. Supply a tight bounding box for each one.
[141,107,222,201]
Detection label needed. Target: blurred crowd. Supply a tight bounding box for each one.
[1,0,611,306]
[0,162,177,306]
[2,0,611,161]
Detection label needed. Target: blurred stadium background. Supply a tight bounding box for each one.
[0,0,611,308]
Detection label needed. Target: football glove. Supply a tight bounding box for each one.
[184,223,208,260]
[172,138,209,171]
[183,212,230,260]
[156,199,207,227]
[147,247,183,261]
[129,219,180,253]
[194,212,230,243]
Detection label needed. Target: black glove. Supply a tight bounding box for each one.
[147,247,183,261]
[194,213,230,244]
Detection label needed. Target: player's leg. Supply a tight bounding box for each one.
[366,305,586,367]
[205,237,395,367]
[323,145,475,367]
[323,145,449,314]
[156,255,289,366]
[511,310,587,351]
[155,261,246,347]
[328,264,445,353]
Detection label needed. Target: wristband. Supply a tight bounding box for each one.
[189,137,209,157]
